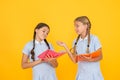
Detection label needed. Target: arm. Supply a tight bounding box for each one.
[57,41,77,63]
[88,48,103,62]
[21,54,43,69]
[78,48,103,62]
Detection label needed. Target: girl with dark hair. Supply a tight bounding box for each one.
[57,16,104,80]
[22,23,58,80]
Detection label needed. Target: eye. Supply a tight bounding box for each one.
[75,24,79,28]
[43,31,45,33]
[46,32,49,35]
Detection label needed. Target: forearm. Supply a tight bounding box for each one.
[56,41,77,63]
[64,46,77,63]
[22,59,42,69]
[88,54,103,62]
[88,49,103,62]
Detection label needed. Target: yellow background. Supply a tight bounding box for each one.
[0,0,120,80]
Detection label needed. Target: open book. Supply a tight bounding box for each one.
[38,49,66,59]
[76,49,101,61]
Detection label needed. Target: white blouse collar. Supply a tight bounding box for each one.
[79,35,88,41]
[35,40,45,44]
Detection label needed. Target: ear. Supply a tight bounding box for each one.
[84,24,88,29]
[35,29,38,33]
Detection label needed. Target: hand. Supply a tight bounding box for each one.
[56,41,66,47]
[43,54,54,62]
[79,54,92,61]
[44,54,58,67]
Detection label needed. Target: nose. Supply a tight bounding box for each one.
[75,27,78,31]
[44,32,48,36]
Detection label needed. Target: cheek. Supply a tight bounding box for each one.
[79,25,85,31]
[37,31,42,37]
[77,27,82,32]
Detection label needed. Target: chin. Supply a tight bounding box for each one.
[76,32,81,35]
[42,38,46,40]
[42,38,45,40]
[40,38,45,41]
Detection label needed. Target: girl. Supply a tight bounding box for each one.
[22,23,58,80]
[57,16,104,80]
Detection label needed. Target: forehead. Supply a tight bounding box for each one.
[39,26,49,31]
[74,21,83,25]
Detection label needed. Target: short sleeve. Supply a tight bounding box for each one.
[93,36,102,51]
[22,43,31,55]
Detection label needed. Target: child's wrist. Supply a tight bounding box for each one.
[63,44,67,48]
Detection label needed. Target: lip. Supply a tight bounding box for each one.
[43,35,47,39]
[76,31,81,34]
[76,30,79,33]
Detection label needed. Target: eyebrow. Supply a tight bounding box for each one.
[42,29,49,32]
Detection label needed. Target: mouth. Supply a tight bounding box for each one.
[76,30,79,33]
[43,35,47,39]
[76,31,81,35]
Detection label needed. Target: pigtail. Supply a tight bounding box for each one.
[44,39,50,49]
[31,31,36,61]
[86,27,90,53]
[72,35,80,55]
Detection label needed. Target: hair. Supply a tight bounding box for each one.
[74,16,91,53]
[31,23,50,61]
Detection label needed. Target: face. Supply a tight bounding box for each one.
[35,26,50,41]
[74,21,87,35]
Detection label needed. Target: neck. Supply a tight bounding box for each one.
[81,31,87,39]
[35,36,42,42]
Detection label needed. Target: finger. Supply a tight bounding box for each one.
[46,54,51,58]
[51,54,53,58]
[79,55,84,58]
[49,53,53,58]
[57,41,63,45]
[56,41,61,45]
[45,55,48,59]
[51,58,56,60]
[82,55,90,60]
[50,59,56,63]
[43,58,48,62]
[79,55,88,61]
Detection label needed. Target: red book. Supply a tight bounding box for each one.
[38,49,66,59]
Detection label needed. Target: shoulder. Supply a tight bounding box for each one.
[90,34,101,45]
[23,40,33,49]
[25,41,33,46]
[22,40,33,55]
[90,34,100,41]
[73,39,77,44]
[48,42,52,45]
